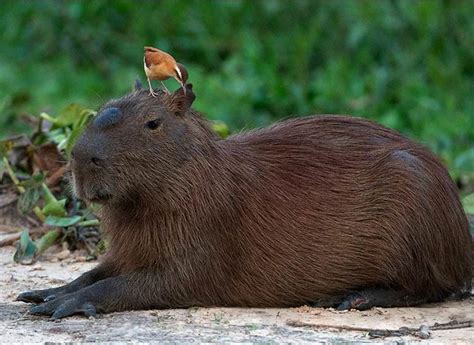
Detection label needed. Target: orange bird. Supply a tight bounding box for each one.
[143,46,188,97]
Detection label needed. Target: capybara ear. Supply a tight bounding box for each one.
[134,79,143,91]
[170,84,195,116]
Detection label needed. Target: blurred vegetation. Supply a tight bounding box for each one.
[0,0,473,259]
[0,104,102,263]
[0,0,473,186]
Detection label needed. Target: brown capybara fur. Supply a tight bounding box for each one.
[18,84,472,318]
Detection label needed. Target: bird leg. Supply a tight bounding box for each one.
[160,81,170,94]
[147,78,159,98]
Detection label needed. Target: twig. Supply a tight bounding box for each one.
[27,216,41,227]
[1,134,26,142]
[46,165,67,187]
[3,157,25,193]
[286,319,473,339]
[0,225,22,234]
[0,227,49,247]
[0,196,18,209]
[431,320,473,331]
[0,233,23,247]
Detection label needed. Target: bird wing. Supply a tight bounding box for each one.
[144,51,164,68]
[144,46,160,53]
[144,46,176,68]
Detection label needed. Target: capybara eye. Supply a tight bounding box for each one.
[145,119,162,130]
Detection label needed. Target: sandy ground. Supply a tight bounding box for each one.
[0,245,472,343]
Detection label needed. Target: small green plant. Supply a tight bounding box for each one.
[462,194,474,235]
[0,103,100,264]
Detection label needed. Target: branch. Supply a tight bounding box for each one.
[286,319,473,339]
[0,225,22,233]
[0,227,49,247]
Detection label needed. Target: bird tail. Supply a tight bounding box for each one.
[144,46,160,53]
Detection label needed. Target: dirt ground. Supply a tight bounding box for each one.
[0,244,471,343]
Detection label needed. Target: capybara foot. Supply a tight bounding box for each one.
[336,288,428,310]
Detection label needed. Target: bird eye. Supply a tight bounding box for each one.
[145,119,162,130]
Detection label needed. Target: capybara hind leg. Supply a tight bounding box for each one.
[336,288,428,310]
[308,295,346,308]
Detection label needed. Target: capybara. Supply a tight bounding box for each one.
[18,84,472,319]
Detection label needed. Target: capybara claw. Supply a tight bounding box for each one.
[16,291,45,304]
[44,294,57,302]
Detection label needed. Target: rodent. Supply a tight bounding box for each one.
[17,84,472,319]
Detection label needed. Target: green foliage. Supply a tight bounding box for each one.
[13,228,62,264]
[0,0,473,182]
[1,102,100,263]
[462,194,474,235]
[13,229,37,264]
[41,183,67,217]
[463,194,474,215]
[35,230,62,256]
[211,121,230,139]
[39,105,96,159]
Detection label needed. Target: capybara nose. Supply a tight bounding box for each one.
[72,150,104,168]
[90,156,104,167]
[71,139,106,169]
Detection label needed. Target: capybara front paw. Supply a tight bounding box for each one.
[29,295,97,320]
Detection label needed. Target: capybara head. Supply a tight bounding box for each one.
[71,84,213,204]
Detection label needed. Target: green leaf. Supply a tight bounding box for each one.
[32,172,46,183]
[53,104,95,128]
[76,109,96,128]
[77,219,100,227]
[65,110,94,159]
[17,186,40,214]
[13,229,37,265]
[45,215,82,227]
[41,183,67,217]
[36,230,61,255]
[59,104,85,127]
[41,183,58,204]
[19,173,45,187]
[212,120,230,138]
[462,194,474,215]
[42,199,67,217]
[46,128,67,146]
[39,112,58,125]
[39,106,77,128]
